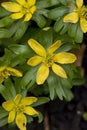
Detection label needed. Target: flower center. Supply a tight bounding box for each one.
[16,105,24,113]
[22,4,35,14]
[0,69,11,78]
[77,6,87,20]
[44,54,54,67]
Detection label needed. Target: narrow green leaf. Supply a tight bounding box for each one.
[36,0,59,9]
[0,28,9,38]
[37,112,43,123]
[48,6,68,19]
[13,22,29,40]
[68,23,78,37]
[54,18,64,32]
[0,84,14,100]
[75,24,83,43]
[33,13,46,28]
[0,117,8,127]
[0,16,14,27]
[0,107,8,120]
[32,97,50,107]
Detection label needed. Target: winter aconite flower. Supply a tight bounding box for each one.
[2,94,38,130]
[63,0,87,33]
[0,66,22,83]
[27,39,77,85]
[1,0,36,22]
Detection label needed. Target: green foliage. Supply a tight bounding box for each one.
[0,0,85,129]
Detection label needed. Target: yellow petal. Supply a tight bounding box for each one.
[24,13,32,22]
[0,76,4,83]
[63,12,79,23]
[28,39,46,57]
[76,0,83,8]
[16,113,26,130]
[16,0,26,5]
[1,2,22,12]
[2,100,14,111]
[48,40,61,54]
[52,63,67,78]
[36,64,49,84]
[0,66,5,72]
[28,0,36,6]
[27,56,43,66]
[21,97,38,105]
[11,13,24,19]
[8,110,16,123]
[80,18,87,33]
[54,52,77,64]
[6,67,23,77]
[24,106,38,115]
[14,94,22,105]
[30,6,36,14]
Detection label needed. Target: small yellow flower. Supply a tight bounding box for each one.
[0,66,22,83]
[2,94,38,130]
[27,39,77,85]
[63,0,87,33]
[1,0,36,22]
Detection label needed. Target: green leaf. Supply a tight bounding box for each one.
[33,13,46,28]
[0,16,14,27]
[48,6,68,19]
[54,18,64,32]
[68,23,78,38]
[47,71,56,100]
[61,78,73,89]
[4,78,16,98]
[8,44,31,58]
[0,6,10,18]
[36,0,59,9]
[20,67,38,89]
[0,117,8,127]
[37,112,43,123]
[74,24,83,43]
[0,28,9,38]
[0,107,8,120]
[13,22,29,40]
[32,97,50,107]
[59,23,69,35]
[0,83,15,100]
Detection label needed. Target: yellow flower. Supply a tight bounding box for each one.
[27,39,77,85]
[0,66,22,83]
[1,0,36,22]
[2,94,38,130]
[63,0,87,33]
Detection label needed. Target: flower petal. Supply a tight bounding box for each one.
[30,6,36,14]
[1,2,22,12]
[14,94,22,105]
[16,0,26,5]
[54,52,77,64]
[24,13,32,22]
[27,56,43,66]
[2,100,14,111]
[28,0,36,6]
[0,76,4,83]
[48,40,61,54]
[10,13,24,20]
[63,12,79,23]
[24,106,38,115]
[8,110,16,123]
[52,63,67,78]
[36,64,49,84]
[76,0,83,8]
[28,39,46,57]
[16,113,26,130]
[80,18,87,33]
[21,97,38,105]
[6,67,23,77]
